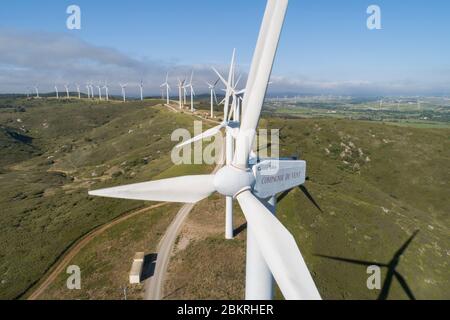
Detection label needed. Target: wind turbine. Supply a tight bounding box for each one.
[34,85,39,98]
[160,73,171,106]
[216,69,246,122]
[76,84,81,99]
[120,83,128,102]
[182,76,188,106]
[64,84,70,99]
[177,78,185,109]
[55,85,59,99]
[139,80,144,101]
[88,0,320,300]
[97,84,103,101]
[86,83,91,99]
[89,83,95,99]
[103,82,109,101]
[206,79,220,118]
[185,72,196,112]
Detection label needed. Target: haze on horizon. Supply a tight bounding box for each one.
[0,0,449,96]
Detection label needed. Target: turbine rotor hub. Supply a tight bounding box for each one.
[214,165,255,197]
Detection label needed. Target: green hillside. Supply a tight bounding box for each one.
[164,117,449,300]
[0,98,205,299]
[0,97,448,300]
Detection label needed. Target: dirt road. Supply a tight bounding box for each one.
[27,202,169,300]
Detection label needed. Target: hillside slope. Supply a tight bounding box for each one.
[0,98,199,299]
[164,117,449,300]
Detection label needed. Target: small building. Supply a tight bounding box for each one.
[129,252,145,284]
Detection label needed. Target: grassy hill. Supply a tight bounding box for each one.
[0,98,209,299]
[164,117,449,300]
[1,97,448,300]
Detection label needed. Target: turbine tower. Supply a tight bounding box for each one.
[120,83,128,102]
[103,82,109,101]
[89,83,95,99]
[139,80,144,101]
[160,73,171,105]
[96,84,103,101]
[34,85,39,98]
[89,0,319,301]
[185,72,195,112]
[64,84,70,99]
[76,84,81,99]
[206,79,220,118]
[177,79,185,109]
[86,83,91,99]
[55,85,59,99]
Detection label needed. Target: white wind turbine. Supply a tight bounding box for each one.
[216,69,246,123]
[89,83,95,99]
[182,77,188,106]
[103,82,109,101]
[97,84,103,101]
[177,78,185,109]
[139,80,144,101]
[120,83,128,102]
[206,79,220,118]
[76,84,81,99]
[64,84,70,99]
[160,73,171,105]
[86,83,91,99]
[55,85,59,99]
[89,0,320,300]
[34,85,40,98]
[185,72,196,112]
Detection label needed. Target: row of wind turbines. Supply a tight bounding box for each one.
[160,52,246,120]
[29,81,144,102]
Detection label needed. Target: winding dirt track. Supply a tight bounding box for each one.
[27,202,169,300]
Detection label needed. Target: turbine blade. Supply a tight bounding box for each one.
[212,67,229,88]
[236,190,321,300]
[89,175,216,204]
[234,0,288,167]
[176,124,225,149]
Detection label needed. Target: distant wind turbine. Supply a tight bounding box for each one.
[139,80,144,101]
[86,84,91,99]
[89,83,95,99]
[64,84,70,99]
[55,85,59,99]
[185,72,196,112]
[103,82,109,101]
[206,79,220,118]
[160,74,171,105]
[177,78,185,109]
[120,83,128,102]
[97,85,103,101]
[76,84,81,99]
[34,85,39,98]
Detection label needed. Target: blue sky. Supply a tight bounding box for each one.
[0,0,449,95]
